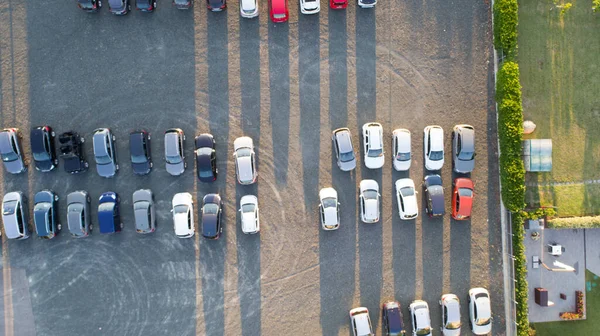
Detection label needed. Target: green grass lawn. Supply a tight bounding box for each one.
[526,184,600,217]
[534,270,600,335]
[519,0,600,214]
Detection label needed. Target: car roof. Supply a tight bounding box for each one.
[446,298,461,322]
[334,129,353,153]
[385,305,404,331]
[30,128,47,153]
[0,131,13,153]
[458,126,475,151]
[364,199,378,219]
[394,130,411,153]
[34,203,51,236]
[413,303,430,328]
[165,133,180,155]
[134,205,151,231]
[93,132,109,155]
[353,313,372,335]
[174,213,191,236]
[323,206,338,225]
[366,126,382,149]
[2,200,19,238]
[98,202,116,231]
[241,211,257,232]
[202,213,218,236]
[428,126,444,149]
[195,133,214,149]
[237,156,254,182]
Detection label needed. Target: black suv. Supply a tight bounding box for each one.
[59,131,89,174]
[78,0,102,11]
[30,126,58,172]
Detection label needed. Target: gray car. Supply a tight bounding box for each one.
[2,191,30,240]
[165,128,186,176]
[93,128,119,178]
[133,189,156,234]
[332,128,357,171]
[0,128,27,174]
[452,125,475,173]
[67,191,92,238]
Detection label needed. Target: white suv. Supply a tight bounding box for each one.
[359,179,380,223]
[469,288,492,335]
[424,125,444,171]
[362,123,384,169]
[349,307,374,336]
[409,300,432,336]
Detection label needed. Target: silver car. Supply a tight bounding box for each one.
[0,128,27,174]
[133,189,156,234]
[93,128,119,178]
[67,191,92,238]
[332,128,357,171]
[452,124,475,173]
[165,128,186,176]
[440,294,461,336]
[2,191,30,240]
[233,136,257,185]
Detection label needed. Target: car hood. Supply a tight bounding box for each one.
[97,162,116,177]
[34,191,54,204]
[425,156,444,170]
[455,158,475,173]
[133,189,152,203]
[3,158,24,174]
[364,155,384,169]
[67,192,87,205]
[393,158,410,171]
[166,161,185,176]
[303,0,319,10]
[234,137,253,151]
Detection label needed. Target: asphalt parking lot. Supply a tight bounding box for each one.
[0,0,504,335]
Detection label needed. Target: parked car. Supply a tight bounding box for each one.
[395,178,418,220]
[207,0,226,11]
[452,124,475,173]
[358,0,376,8]
[233,136,257,184]
[330,0,348,9]
[98,192,122,234]
[319,188,340,230]
[423,125,444,171]
[133,189,156,234]
[423,174,445,217]
[59,131,89,174]
[93,128,118,178]
[129,130,152,175]
[67,191,92,238]
[136,0,156,11]
[173,0,193,9]
[452,178,474,220]
[165,128,186,176]
[30,126,58,172]
[33,190,60,239]
[108,0,130,14]
[409,300,432,336]
[362,122,385,169]
[240,195,260,234]
[195,133,218,182]
[349,307,374,336]
[332,128,356,171]
[201,194,223,239]
[469,288,492,335]
[359,179,380,223]
[2,191,29,240]
[239,0,258,17]
[440,294,461,336]
[269,0,289,22]
[392,128,411,171]
[78,0,102,11]
[382,301,405,336]
[0,128,27,174]
[172,192,194,238]
[300,0,320,14]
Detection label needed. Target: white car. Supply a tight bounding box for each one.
[395,178,418,220]
[240,195,260,234]
[392,128,411,171]
[319,188,340,230]
[362,122,384,169]
[234,136,258,185]
[359,179,380,223]
[300,0,320,14]
[469,288,492,335]
[2,191,30,240]
[349,307,374,336]
[409,300,432,336]
[357,0,376,8]
[424,125,444,171]
[172,192,194,238]
[240,0,258,18]
[440,294,461,336]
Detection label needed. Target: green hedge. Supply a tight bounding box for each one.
[548,215,600,228]
[493,0,519,58]
[511,212,530,336]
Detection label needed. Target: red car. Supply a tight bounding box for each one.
[270,0,289,22]
[452,178,474,220]
[330,0,348,9]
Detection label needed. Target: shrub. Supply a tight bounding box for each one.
[520,208,557,220]
[548,215,600,228]
[494,0,519,57]
[594,0,600,12]
[512,212,530,335]
[559,290,584,319]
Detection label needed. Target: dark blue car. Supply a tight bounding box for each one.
[33,190,60,239]
[98,192,122,234]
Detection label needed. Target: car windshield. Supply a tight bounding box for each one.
[339,150,354,162]
[400,187,414,197]
[429,150,443,161]
[241,204,255,213]
[137,1,150,8]
[131,153,147,164]
[363,190,378,200]
[322,197,337,208]
[96,154,111,165]
[203,203,219,215]
[33,150,50,161]
[1,150,18,162]
[134,201,149,211]
[78,1,94,9]
[166,154,182,164]
[458,151,474,160]
[367,148,383,158]
[173,205,188,214]
[458,188,473,197]
[274,13,286,19]
[446,321,461,329]
[396,152,410,161]
[237,148,251,158]
[416,327,431,335]
[2,201,16,215]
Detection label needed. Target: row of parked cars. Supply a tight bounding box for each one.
[0,188,260,240]
[350,288,492,336]
[77,0,375,22]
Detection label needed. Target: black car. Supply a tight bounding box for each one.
[195,133,217,182]
[108,0,130,14]
[33,190,60,239]
[31,126,58,172]
[59,131,89,174]
[173,0,193,9]
[206,0,226,11]
[423,174,445,217]
[201,193,222,239]
[136,0,157,11]
[382,301,405,336]
[78,0,102,11]
[130,130,152,175]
